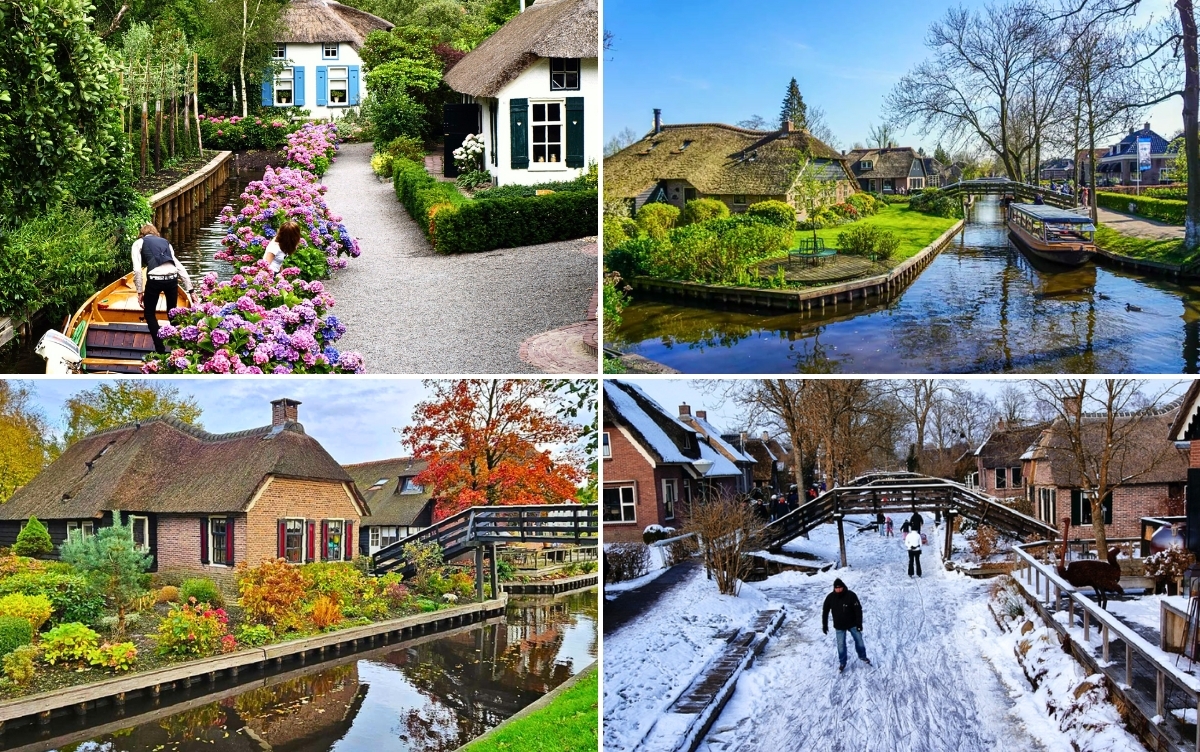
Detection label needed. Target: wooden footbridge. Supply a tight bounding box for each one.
[763,472,1058,566]
[941,178,1080,210]
[371,503,599,598]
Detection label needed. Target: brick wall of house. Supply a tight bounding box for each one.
[603,421,658,544]
[155,514,247,588]
[977,461,1027,501]
[246,477,362,564]
[1190,439,1200,469]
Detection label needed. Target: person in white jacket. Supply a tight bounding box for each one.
[905,528,923,578]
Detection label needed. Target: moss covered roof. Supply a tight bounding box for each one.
[604,123,852,199]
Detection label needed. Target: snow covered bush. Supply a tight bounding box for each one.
[605,543,651,583]
[286,122,339,176]
[1144,544,1193,593]
[643,524,677,544]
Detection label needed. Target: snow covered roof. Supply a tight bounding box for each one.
[687,415,756,464]
[698,439,740,477]
[604,381,696,464]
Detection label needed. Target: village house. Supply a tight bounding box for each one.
[1075,149,1107,186]
[1039,158,1074,183]
[264,0,392,119]
[1168,382,1200,556]
[603,114,857,216]
[603,381,741,543]
[675,405,756,495]
[1023,404,1186,539]
[0,398,366,585]
[1097,123,1177,186]
[844,147,937,194]
[343,457,436,556]
[722,431,793,493]
[970,421,1047,502]
[442,0,599,184]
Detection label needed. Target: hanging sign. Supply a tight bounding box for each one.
[1138,137,1152,172]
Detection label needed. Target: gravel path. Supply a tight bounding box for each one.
[320,142,597,373]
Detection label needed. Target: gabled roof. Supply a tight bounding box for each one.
[1103,124,1171,159]
[1169,381,1200,441]
[444,0,597,97]
[679,415,755,465]
[845,147,927,180]
[604,123,851,199]
[975,423,1047,467]
[604,381,698,465]
[1027,406,1187,487]
[278,0,392,49]
[342,457,435,528]
[0,417,362,520]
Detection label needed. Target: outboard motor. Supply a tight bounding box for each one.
[36,330,82,374]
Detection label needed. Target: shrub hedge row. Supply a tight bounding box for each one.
[1097,191,1186,225]
[392,158,596,253]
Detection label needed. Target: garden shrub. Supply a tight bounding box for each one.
[392,158,467,238]
[909,188,963,218]
[363,90,427,146]
[13,516,52,557]
[385,135,426,162]
[237,558,307,627]
[1097,192,1186,225]
[157,585,180,604]
[605,236,658,280]
[429,190,598,253]
[180,578,223,608]
[0,571,104,627]
[1145,186,1187,201]
[846,192,879,217]
[472,175,594,200]
[403,541,446,594]
[88,641,137,672]
[416,598,439,612]
[59,521,152,635]
[309,595,343,630]
[745,200,797,228]
[643,525,677,544]
[605,543,651,583]
[2,645,38,684]
[604,216,631,251]
[236,624,274,647]
[830,202,860,221]
[635,203,680,241]
[0,593,53,632]
[0,616,32,657]
[371,151,396,178]
[41,622,100,665]
[580,560,598,573]
[156,602,229,658]
[603,272,631,342]
[198,113,301,151]
[679,198,730,226]
[837,224,901,262]
[384,581,412,608]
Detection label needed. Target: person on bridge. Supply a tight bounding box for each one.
[906,528,923,577]
[910,510,924,534]
[822,579,870,672]
[787,486,799,511]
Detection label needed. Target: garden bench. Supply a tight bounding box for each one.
[789,237,838,264]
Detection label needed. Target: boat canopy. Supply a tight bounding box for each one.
[1010,203,1092,224]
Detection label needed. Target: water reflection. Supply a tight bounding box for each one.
[18,591,595,752]
[616,198,1200,373]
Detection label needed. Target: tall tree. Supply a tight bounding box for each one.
[780,77,808,130]
[867,122,898,149]
[1178,0,1200,250]
[728,380,813,494]
[399,380,587,519]
[0,383,49,504]
[201,0,285,117]
[62,381,202,448]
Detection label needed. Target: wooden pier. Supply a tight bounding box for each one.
[501,573,597,595]
[148,151,233,230]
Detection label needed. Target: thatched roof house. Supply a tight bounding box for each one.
[342,457,436,554]
[444,0,597,98]
[971,421,1048,500]
[604,119,856,214]
[278,0,392,49]
[844,147,936,193]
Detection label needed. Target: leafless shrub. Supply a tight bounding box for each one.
[970,524,1000,562]
[605,543,650,583]
[685,493,765,596]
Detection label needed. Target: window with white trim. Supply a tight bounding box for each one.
[1011,465,1023,487]
[275,67,294,105]
[326,519,344,560]
[129,515,149,552]
[66,521,95,540]
[549,58,580,90]
[323,42,339,59]
[531,101,563,164]
[603,485,636,523]
[328,66,349,105]
[273,43,287,60]
[370,526,380,549]
[860,160,873,170]
[379,526,399,548]
[210,517,229,565]
[400,477,424,494]
[602,432,611,458]
[285,518,305,563]
[662,479,677,520]
[995,467,1007,489]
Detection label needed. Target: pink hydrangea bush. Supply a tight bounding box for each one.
[198,113,296,151]
[286,122,339,176]
[141,264,365,374]
[214,166,360,279]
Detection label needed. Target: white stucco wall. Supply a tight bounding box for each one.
[473,56,599,186]
[264,42,366,121]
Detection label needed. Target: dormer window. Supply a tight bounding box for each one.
[274,43,287,60]
[681,434,692,450]
[369,477,389,490]
[860,160,873,170]
[550,58,580,90]
[679,140,693,152]
[400,477,424,494]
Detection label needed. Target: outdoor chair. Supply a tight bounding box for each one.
[790,237,838,264]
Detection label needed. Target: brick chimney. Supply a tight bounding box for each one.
[696,410,707,420]
[783,119,794,133]
[679,403,691,417]
[762,431,770,442]
[271,398,301,426]
[653,109,662,135]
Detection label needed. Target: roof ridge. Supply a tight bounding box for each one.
[657,123,773,136]
[344,456,420,468]
[81,415,304,444]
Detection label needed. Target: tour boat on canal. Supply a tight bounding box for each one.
[1005,202,1097,267]
[35,272,194,374]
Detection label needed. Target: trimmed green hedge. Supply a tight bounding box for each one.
[393,158,596,253]
[1097,191,1186,225]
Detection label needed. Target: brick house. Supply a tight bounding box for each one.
[343,457,436,556]
[604,115,857,216]
[1022,405,1186,539]
[0,398,366,585]
[844,147,935,194]
[721,431,792,493]
[675,406,756,495]
[970,421,1047,501]
[1097,123,1177,186]
[602,381,741,543]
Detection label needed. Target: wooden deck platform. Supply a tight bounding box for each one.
[500,573,597,595]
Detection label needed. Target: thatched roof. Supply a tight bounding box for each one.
[845,147,927,181]
[1169,381,1200,441]
[444,0,597,97]
[278,0,392,49]
[1028,407,1187,488]
[0,416,363,520]
[603,123,852,199]
[976,424,1047,468]
[343,457,436,528]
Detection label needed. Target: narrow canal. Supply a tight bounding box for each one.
[3,590,596,752]
[614,198,1200,373]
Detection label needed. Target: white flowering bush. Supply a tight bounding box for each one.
[452,133,485,174]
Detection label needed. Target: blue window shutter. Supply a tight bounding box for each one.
[262,78,273,107]
[316,66,328,107]
[294,66,306,107]
[348,66,360,106]
[510,98,529,170]
[565,97,584,168]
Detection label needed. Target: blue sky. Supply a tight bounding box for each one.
[603,0,1182,153]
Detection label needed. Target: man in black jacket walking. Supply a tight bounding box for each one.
[821,578,870,672]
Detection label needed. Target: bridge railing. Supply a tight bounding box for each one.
[1012,541,1200,746]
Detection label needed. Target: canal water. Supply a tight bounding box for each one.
[614,198,1200,373]
[4,590,596,752]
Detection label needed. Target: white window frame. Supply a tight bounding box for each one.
[530,100,565,169]
[209,516,230,566]
[325,518,345,561]
[369,526,381,550]
[274,67,294,106]
[322,42,339,59]
[662,479,677,521]
[273,43,287,60]
[66,520,95,540]
[400,477,424,494]
[860,160,873,170]
[327,65,349,105]
[1039,487,1056,524]
[379,526,399,549]
[128,515,150,552]
[602,432,611,458]
[604,485,637,524]
[284,517,306,563]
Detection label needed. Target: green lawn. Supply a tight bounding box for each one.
[791,204,961,264]
[1095,225,1195,266]
[461,667,598,752]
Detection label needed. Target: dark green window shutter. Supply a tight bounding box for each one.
[510,98,529,169]
[565,97,584,168]
[1070,489,1084,526]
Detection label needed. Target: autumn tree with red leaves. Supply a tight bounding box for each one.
[400,380,588,519]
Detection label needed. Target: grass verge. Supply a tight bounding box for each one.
[461,667,598,752]
[1095,225,1194,266]
[793,203,960,264]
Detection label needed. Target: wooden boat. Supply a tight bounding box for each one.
[37,272,195,374]
[1006,202,1096,267]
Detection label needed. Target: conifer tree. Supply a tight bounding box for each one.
[780,78,807,130]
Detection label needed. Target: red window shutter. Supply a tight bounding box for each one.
[277,520,286,559]
[320,520,329,561]
[226,517,235,564]
[345,522,353,561]
[199,518,210,564]
[306,521,316,562]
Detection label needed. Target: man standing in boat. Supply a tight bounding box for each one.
[132,224,193,354]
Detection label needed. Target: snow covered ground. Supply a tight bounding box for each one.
[694,523,1145,752]
[603,562,774,752]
